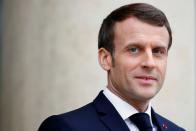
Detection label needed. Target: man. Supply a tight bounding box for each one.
[39,3,185,131]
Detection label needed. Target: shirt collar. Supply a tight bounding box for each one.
[103,88,152,121]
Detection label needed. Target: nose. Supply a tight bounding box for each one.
[141,50,156,69]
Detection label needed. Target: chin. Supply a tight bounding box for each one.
[138,91,157,101]
[135,97,153,103]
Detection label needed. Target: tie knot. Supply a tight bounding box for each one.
[129,113,153,131]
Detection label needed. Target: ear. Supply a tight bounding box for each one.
[98,48,113,71]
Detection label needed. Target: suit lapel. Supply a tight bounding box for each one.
[152,108,171,131]
[93,91,130,131]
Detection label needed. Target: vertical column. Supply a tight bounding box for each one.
[0,0,104,131]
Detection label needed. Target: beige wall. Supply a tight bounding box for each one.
[0,0,195,131]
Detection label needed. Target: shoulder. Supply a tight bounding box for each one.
[38,103,99,131]
[38,114,72,131]
[153,111,185,131]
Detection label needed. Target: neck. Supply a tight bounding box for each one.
[127,99,150,112]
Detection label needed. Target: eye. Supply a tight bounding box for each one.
[152,48,167,56]
[129,47,140,54]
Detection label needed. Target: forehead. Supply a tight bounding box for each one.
[113,17,169,48]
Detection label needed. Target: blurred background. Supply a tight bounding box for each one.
[0,0,195,131]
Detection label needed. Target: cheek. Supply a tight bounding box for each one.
[114,55,142,76]
[124,58,141,71]
[157,60,167,77]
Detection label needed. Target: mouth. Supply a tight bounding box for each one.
[134,75,157,81]
[134,75,158,85]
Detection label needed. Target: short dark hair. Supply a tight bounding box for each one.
[98,3,172,55]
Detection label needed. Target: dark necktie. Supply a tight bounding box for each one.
[129,113,153,131]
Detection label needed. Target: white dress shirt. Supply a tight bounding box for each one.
[103,88,157,131]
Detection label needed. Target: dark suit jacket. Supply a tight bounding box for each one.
[38,91,185,131]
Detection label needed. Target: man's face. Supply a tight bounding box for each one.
[107,17,169,103]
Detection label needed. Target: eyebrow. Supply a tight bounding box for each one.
[125,41,168,49]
